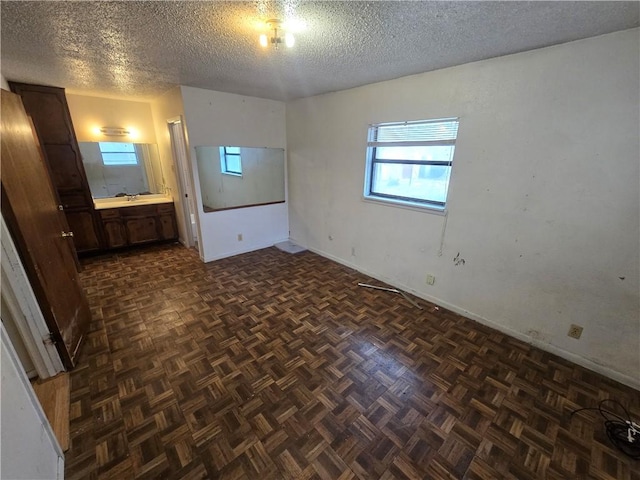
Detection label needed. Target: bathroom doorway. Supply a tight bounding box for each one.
[168,118,198,250]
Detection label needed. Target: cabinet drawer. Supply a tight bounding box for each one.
[120,205,157,217]
[156,203,174,214]
[99,209,121,220]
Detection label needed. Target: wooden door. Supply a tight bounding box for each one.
[1,89,90,368]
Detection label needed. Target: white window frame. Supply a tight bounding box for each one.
[363,117,459,212]
[219,146,242,176]
[99,142,139,166]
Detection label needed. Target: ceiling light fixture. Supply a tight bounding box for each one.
[259,19,294,49]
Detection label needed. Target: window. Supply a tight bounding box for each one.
[99,142,138,166]
[219,146,242,175]
[364,118,459,211]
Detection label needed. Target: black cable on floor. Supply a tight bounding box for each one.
[570,399,640,460]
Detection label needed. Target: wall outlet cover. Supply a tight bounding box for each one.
[567,324,583,339]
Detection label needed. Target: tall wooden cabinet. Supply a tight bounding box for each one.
[9,82,101,254]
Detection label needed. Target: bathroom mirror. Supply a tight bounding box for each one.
[195,146,285,212]
[78,142,164,199]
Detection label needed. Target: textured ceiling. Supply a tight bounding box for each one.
[1,1,638,101]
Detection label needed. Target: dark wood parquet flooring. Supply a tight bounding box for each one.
[66,244,640,480]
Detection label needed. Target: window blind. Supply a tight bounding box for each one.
[368,118,459,147]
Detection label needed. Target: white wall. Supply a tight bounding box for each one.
[286,29,640,388]
[181,86,288,262]
[1,325,64,479]
[67,93,157,144]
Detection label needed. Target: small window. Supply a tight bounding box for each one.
[364,118,459,211]
[99,142,138,166]
[219,146,242,176]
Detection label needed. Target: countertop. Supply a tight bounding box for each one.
[93,195,173,210]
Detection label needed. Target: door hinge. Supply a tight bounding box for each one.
[43,333,56,346]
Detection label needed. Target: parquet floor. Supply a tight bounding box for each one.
[66,244,640,479]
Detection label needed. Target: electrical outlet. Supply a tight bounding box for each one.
[426,274,435,285]
[567,324,583,339]
[237,233,243,241]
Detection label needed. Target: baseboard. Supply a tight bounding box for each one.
[203,238,290,263]
[298,242,640,391]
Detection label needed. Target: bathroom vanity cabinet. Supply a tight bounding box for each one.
[98,203,178,249]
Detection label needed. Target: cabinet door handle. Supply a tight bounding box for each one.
[61,231,74,238]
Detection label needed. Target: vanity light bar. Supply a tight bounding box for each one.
[100,127,130,137]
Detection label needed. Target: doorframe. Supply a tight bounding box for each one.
[1,323,64,479]
[1,214,65,378]
[167,116,200,254]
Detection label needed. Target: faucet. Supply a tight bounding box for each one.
[126,194,139,202]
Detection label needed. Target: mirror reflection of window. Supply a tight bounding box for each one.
[79,142,164,198]
[219,146,242,175]
[196,146,285,212]
[99,142,139,166]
